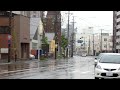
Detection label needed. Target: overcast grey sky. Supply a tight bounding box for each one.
[61,11,113,35]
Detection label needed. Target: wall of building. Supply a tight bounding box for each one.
[14,15,30,59]
[113,11,120,52]
[0,16,14,59]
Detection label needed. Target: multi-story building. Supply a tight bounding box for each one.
[101,33,113,53]
[0,11,30,60]
[77,31,113,56]
[29,11,45,57]
[113,11,120,53]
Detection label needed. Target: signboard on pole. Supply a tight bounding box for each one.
[1,48,8,53]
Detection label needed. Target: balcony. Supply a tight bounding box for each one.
[116,31,120,36]
[116,45,120,49]
[116,38,120,42]
[117,18,120,22]
[117,11,120,16]
[117,24,120,29]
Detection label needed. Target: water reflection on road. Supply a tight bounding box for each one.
[0,56,95,79]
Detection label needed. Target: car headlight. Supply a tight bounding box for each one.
[96,65,102,69]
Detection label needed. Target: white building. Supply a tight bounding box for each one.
[77,27,113,55]
[101,33,113,53]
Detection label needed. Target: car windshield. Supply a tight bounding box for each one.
[99,55,120,64]
[97,53,104,59]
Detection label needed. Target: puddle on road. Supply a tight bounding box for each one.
[0,62,39,73]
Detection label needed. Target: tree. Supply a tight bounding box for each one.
[41,36,48,44]
[61,35,68,50]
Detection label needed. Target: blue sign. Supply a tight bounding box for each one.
[8,40,11,44]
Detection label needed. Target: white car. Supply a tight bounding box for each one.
[94,53,106,67]
[30,54,35,59]
[94,53,120,79]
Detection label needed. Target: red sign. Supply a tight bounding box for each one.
[7,35,11,40]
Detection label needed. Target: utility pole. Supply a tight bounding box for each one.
[66,11,70,58]
[101,29,102,53]
[71,16,76,57]
[88,35,90,55]
[8,11,12,62]
[106,39,107,53]
[54,11,58,59]
[93,34,94,56]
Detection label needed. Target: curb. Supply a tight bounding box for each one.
[0,68,39,75]
[0,59,39,65]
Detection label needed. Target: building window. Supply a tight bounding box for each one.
[109,46,112,48]
[116,36,120,39]
[104,45,106,48]
[116,29,120,32]
[33,11,36,14]
[33,15,36,17]
[117,21,120,25]
[104,38,107,41]
[117,14,120,18]
[32,42,37,49]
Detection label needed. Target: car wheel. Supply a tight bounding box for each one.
[95,77,99,79]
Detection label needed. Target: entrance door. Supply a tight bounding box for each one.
[21,43,28,59]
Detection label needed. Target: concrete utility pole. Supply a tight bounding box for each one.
[93,34,94,55]
[8,11,12,62]
[71,16,76,57]
[100,29,103,53]
[88,35,90,55]
[54,11,58,59]
[65,11,70,58]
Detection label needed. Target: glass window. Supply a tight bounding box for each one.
[32,43,37,49]
[99,55,120,64]
[104,38,107,41]
[104,45,106,48]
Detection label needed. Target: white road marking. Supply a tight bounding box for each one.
[81,71,91,74]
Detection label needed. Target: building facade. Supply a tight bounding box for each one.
[0,11,30,60]
[101,33,113,53]
[77,32,113,56]
[30,11,44,51]
[113,11,120,53]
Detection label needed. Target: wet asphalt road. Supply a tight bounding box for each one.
[0,56,95,79]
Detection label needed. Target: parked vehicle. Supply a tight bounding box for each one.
[30,54,35,59]
[94,53,120,79]
[81,53,87,57]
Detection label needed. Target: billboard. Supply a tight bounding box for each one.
[0,48,8,53]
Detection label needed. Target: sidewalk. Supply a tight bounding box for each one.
[0,59,39,65]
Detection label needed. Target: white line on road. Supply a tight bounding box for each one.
[81,71,90,74]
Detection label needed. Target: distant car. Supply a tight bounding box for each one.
[81,53,87,57]
[94,53,120,79]
[30,54,35,59]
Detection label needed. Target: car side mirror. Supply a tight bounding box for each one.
[94,60,98,67]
